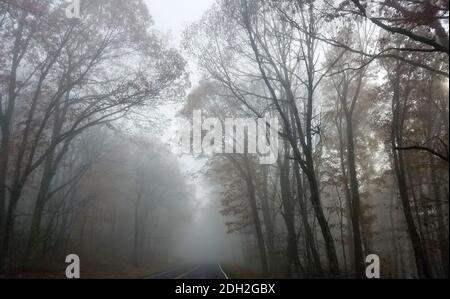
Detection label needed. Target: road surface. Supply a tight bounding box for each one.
[146,264,229,279]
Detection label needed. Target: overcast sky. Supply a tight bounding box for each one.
[145,0,215,47]
[143,1,217,213]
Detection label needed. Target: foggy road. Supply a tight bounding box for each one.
[146,264,229,279]
[1,0,447,282]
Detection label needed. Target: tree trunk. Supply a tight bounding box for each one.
[23,169,53,265]
[292,144,323,277]
[0,132,9,269]
[391,63,431,278]
[344,112,365,278]
[260,165,276,271]
[336,110,355,272]
[133,201,140,266]
[279,155,304,277]
[243,158,268,275]
[0,188,21,272]
[429,158,449,277]
[304,153,340,277]
[229,154,269,275]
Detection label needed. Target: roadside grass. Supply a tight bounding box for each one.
[1,254,168,279]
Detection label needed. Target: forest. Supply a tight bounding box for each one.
[0,0,448,279]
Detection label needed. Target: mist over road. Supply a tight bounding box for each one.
[146,264,228,279]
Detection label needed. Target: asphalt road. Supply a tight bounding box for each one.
[146,264,229,279]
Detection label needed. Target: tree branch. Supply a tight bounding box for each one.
[395,146,449,163]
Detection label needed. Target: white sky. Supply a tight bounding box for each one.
[145,0,215,47]
[144,0,216,210]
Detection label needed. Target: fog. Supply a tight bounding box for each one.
[0,0,448,279]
